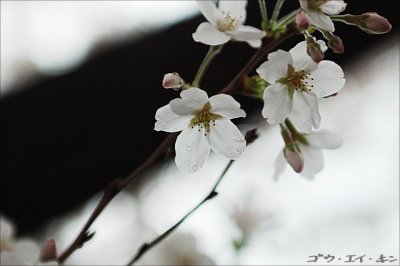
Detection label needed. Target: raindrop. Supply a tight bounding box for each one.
[320,91,326,96]
[186,146,192,151]
[192,165,198,171]
[234,132,238,136]
[155,116,160,120]
[186,160,191,165]
[237,137,243,141]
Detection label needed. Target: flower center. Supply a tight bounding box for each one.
[190,102,221,136]
[216,11,242,31]
[279,64,314,94]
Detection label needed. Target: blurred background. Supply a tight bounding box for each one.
[1,1,399,265]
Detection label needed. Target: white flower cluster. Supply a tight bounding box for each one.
[155,0,391,178]
[154,0,357,179]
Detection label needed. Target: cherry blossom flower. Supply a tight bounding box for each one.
[256,40,345,133]
[192,0,266,47]
[299,0,347,32]
[0,216,58,265]
[154,87,246,173]
[274,130,343,179]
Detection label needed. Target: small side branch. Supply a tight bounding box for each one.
[127,160,234,265]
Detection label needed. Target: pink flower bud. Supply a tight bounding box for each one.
[295,10,311,31]
[359,12,392,34]
[306,37,324,63]
[162,72,182,89]
[284,146,304,173]
[39,239,57,262]
[328,34,344,54]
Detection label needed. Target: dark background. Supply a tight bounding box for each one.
[1,0,399,234]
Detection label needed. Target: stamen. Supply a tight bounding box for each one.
[216,11,242,31]
[189,102,222,134]
[285,67,314,92]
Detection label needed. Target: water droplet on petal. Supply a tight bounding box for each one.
[192,165,198,171]
[186,160,191,165]
[155,116,160,120]
[186,146,192,151]
[320,91,326,96]
[234,132,238,136]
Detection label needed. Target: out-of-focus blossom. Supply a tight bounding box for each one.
[138,233,214,265]
[0,216,58,266]
[192,0,265,47]
[274,130,343,179]
[154,87,246,173]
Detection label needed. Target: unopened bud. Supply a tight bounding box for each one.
[162,72,182,90]
[295,10,311,31]
[306,37,324,63]
[243,75,268,98]
[39,239,57,262]
[338,13,392,35]
[322,30,344,54]
[358,12,392,34]
[284,145,304,173]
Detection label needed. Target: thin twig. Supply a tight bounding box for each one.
[57,133,177,263]
[57,27,296,264]
[221,26,296,94]
[127,160,234,265]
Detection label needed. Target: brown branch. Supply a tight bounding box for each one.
[127,160,233,265]
[57,133,177,263]
[56,27,296,264]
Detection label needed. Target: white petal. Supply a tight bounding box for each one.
[209,119,246,159]
[300,145,324,179]
[196,0,218,25]
[289,91,321,133]
[309,60,345,97]
[227,25,265,41]
[256,50,292,83]
[13,239,40,264]
[218,0,247,22]
[320,0,347,15]
[192,22,231,46]
[209,94,246,119]
[289,40,318,73]
[262,83,293,124]
[299,0,309,11]
[306,130,343,149]
[154,104,192,132]
[273,151,287,181]
[175,127,210,173]
[308,10,335,32]
[247,39,262,48]
[169,87,209,116]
